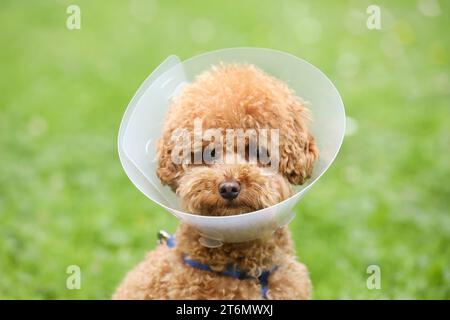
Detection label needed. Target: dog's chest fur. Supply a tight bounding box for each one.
[113,224,312,299]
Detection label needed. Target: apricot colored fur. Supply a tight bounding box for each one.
[114,64,318,300]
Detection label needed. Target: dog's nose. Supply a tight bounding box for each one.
[218,180,240,200]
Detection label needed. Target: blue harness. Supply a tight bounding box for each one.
[160,232,277,299]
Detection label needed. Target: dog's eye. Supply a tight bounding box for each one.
[210,149,216,158]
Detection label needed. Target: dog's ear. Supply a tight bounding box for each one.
[279,99,319,185]
[156,136,183,191]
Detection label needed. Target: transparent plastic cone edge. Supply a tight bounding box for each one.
[118,48,346,245]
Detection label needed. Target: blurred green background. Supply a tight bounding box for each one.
[0,0,449,299]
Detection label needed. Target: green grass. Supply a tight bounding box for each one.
[0,0,449,299]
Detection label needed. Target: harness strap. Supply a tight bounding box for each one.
[158,231,277,299]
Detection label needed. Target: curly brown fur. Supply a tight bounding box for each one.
[156,63,318,191]
[114,64,318,300]
[178,163,292,216]
[113,225,311,299]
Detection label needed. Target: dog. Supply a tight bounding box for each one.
[113,64,318,299]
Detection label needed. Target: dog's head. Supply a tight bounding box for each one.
[156,64,318,216]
